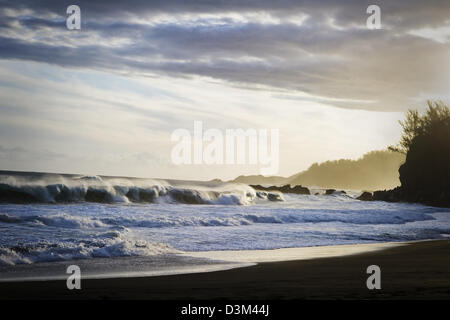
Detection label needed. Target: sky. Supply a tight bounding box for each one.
[0,0,449,180]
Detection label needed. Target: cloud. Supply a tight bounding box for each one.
[0,0,449,112]
[0,58,405,179]
[0,1,448,179]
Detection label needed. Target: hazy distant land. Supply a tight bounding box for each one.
[231,150,405,191]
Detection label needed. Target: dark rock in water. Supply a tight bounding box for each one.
[267,193,283,201]
[373,186,450,207]
[357,191,373,201]
[255,191,268,199]
[285,185,310,194]
[315,192,320,195]
[325,189,347,195]
[250,184,310,195]
[373,187,404,203]
[255,190,283,201]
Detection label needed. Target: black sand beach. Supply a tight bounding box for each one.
[1,240,449,300]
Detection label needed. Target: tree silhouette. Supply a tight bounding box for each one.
[389,101,450,154]
[377,101,450,207]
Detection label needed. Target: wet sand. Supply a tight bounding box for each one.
[1,240,449,300]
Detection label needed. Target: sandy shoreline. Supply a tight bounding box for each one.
[0,241,404,282]
[182,241,409,263]
[1,239,449,299]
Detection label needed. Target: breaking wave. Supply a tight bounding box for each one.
[0,229,178,266]
[0,173,282,205]
[1,171,448,267]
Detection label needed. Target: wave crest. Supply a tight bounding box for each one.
[0,236,178,266]
[0,175,282,205]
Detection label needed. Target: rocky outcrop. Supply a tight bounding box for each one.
[373,186,450,207]
[372,116,450,207]
[250,184,310,195]
[357,191,373,201]
[267,193,284,201]
[324,189,347,195]
[372,187,403,203]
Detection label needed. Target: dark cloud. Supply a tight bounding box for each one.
[4,0,449,30]
[0,0,449,111]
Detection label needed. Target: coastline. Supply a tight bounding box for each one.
[181,241,409,263]
[1,239,449,299]
[0,241,406,283]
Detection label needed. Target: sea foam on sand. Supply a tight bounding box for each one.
[182,241,408,263]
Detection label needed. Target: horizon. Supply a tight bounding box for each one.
[0,147,402,183]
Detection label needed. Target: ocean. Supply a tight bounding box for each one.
[1,171,449,280]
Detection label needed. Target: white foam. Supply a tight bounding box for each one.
[0,235,179,266]
[0,174,280,205]
[182,242,408,263]
[1,172,449,267]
